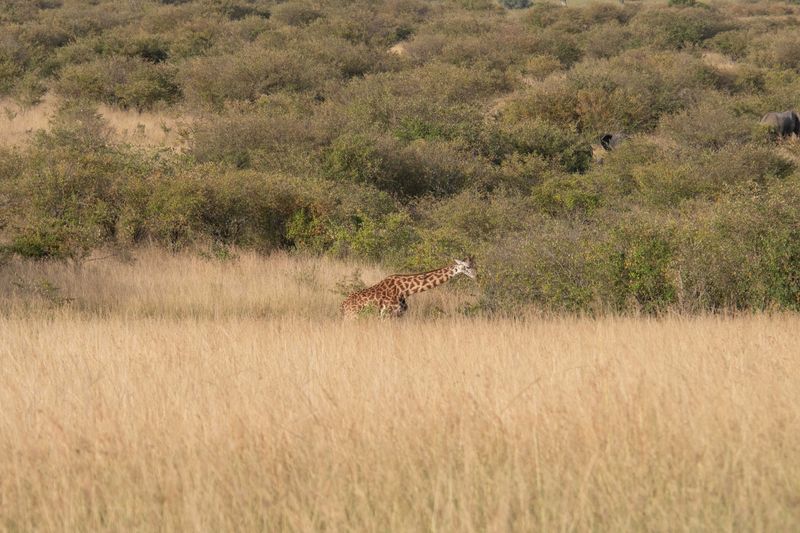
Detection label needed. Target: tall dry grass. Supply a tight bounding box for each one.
[1,250,799,531]
[0,93,188,149]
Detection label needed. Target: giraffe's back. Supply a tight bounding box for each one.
[340,279,401,318]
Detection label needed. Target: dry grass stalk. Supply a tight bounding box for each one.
[1,250,799,531]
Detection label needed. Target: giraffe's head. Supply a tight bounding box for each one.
[454,256,477,279]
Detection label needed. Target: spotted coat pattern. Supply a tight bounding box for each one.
[340,258,476,319]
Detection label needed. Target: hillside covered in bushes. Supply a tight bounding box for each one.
[3,0,800,313]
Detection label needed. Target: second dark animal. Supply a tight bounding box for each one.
[600,133,627,151]
[760,111,800,137]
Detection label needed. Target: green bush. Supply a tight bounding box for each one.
[632,161,709,206]
[583,22,634,60]
[516,54,562,80]
[55,57,180,110]
[178,45,323,108]
[631,6,730,50]
[657,98,753,149]
[7,228,75,260]
[216,1,270,21]
[589,136,672,199]
[675,180,800,310]
[500,119,593,172]
[708,30,751,60]
[323,133,385,189]
[503,51,718,134]
[530,173,600,216]
[761,33,800,71]
[115,63,180,110]
[605,222,677,313]
[271,3,322,26]
[125,36,170,63]
[323,133,484,197]
[4,103,128,258]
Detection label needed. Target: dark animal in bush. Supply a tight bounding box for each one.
[759,111,800,137]
[600,133,627,151]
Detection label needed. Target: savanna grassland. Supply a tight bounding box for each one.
[2,251,800,531]
[3,1,800,530]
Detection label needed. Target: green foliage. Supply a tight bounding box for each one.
[531,173,600,216]
[394,117,448,142]
[501,119,593,173]
[333,269,366,297]
[271,3,322,26]
[709,30,751,60]
[323,133,481,197]
[324,134,384,188]
[503,50,720,135]
[8,230,71,259]
[56,57,180,110]
[632,6,730,50]
[4,0,800,314]
[608,225,676,313]
[657,98,753,150]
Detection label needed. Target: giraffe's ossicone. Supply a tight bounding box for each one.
[340,257,476,319]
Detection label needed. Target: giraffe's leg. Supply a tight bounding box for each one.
[380,297,407,318]
[397,296,408,317]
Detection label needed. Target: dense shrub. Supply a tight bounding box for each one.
[675,180,800,310]
[606,219,677,313]
[271,3,322,26]
[188,98,330,170]
[503,51,719,134]
[583,22,634,60]
[499,119,593,173]
[657,98,754,150]
[4,0,800,314]
[630,6,731,50]
[56,57,180,110]
[323,133,484,197]
[751,31,800,71]
[3,104,135,258]
[178,46,321,108]
[708,30,751,60]
[516,54,562,80]
[530,172,600,216]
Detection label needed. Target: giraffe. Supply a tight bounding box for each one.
[340,257,477,319]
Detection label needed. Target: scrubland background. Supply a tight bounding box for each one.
[3,0,800,312]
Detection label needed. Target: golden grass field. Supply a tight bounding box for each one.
[0,94,188,150]
[1,250,799,531]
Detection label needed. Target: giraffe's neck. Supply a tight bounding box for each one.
[395,264,459,296]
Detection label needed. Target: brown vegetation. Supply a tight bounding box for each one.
[1,250,799,531]
[0,94,188,149]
